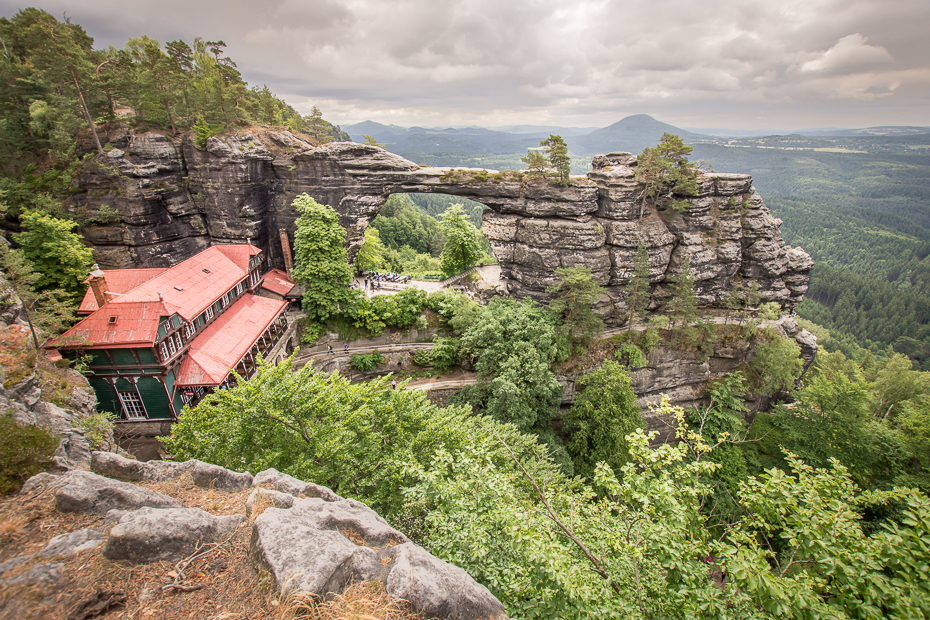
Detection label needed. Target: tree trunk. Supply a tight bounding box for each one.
[70,67,104,155]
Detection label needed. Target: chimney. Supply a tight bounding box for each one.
[88,265,108,309]
[279,229,294,275]
[157,292,163,301]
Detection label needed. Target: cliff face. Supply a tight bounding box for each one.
[73,129,812,325]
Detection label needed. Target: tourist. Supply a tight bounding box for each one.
[327,344,333,355]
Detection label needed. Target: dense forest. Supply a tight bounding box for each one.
[0,8,347,218]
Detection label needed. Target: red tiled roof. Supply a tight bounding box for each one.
[261,268,296,297]
[55,301,169,348]
[175,294,287,387]
[78,268,167,315]
[115,245,260,322]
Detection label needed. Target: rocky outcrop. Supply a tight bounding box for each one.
[9,462,509,620]
[104,507,245,564]
[71,131,811,323]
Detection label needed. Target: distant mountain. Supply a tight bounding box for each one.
[804,126,930,137]
[489,125,599,137]
[569,114,711,155]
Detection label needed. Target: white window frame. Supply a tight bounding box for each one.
[160,342,169,360]
[249,269,260,286]
[235,282,244,295]
[118,390,146,419]
[184,322,195,339]
[167,336,177,356]
[174,333,183,351]
[205,306,214,321]
[222,292,230,307]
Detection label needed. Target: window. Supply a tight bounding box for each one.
[205,306,214,321]
[221,292,230,307]
[249,269,260,286]
[118,390,146,419]
[160,342,168,360]
[167,336,177,356]
[235,282,243,296]
[184,322,195,339]
[175,333,183,351]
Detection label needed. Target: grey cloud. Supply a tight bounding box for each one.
[0,0,927,128]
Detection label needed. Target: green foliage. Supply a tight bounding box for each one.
[75,411,115,450]
[540,134,571,185]
[635,133,699,218]
[546,267,604,353]
[614,342,647,368]
[371,194,446,257]
[759,301,781,320]
[13,210,94,303]
[413,337,460,371]
[362,134,384,148]
[290,194,357,324]
[354,227,387,272]
[163,357,561,521]
[454,298,568,462]
[624,244,651,324]
[0,415,57,496]
[438,204,484,276]
[350,350,384,371]
[750,334,804,397]
[664,256,697,329]
[520,149,549,179]
[424,289,479,335]
[564,360,644,478]
[0,245,77,349]
[192,114,224,148]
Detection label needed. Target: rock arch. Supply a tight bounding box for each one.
[75,132,811,325]
[272,143,812,324]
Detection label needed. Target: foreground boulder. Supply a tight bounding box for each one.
[53,471,182,514]
[91,451,167,483]
[252,467,343,501]
[104,507,245,564]
[250,496,506,620]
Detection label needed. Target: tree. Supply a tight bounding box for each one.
[540,134,570,185]
[521,149,549,179]
[750,335,803,397]
[665,255,697,328]
[354,227,386,272]
[362,134,384,148]
[625,244,651,324]
[635,133,699,218]
[290,194,356,323]
[565,360,644,478]
[13,210,94,302]
[0,245,77,349]
[546,267,604,352]
[438,204,484,276]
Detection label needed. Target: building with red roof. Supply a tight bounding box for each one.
[51,244,290,421]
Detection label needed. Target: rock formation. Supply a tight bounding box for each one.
[72,129,812,324]
[2,454,507,620]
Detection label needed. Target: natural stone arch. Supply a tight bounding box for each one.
[269,143,811,325]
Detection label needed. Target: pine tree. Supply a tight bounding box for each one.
[625,244,651,325]
[540,134,570,186]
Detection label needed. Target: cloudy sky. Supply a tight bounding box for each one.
[3,0,929,130]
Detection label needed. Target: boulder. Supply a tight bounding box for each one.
[249,496,507,619]
[91,451,165,483]
[104,507,245,564]
[252,468,343,501]
[386,543,507,620]
[54,471,182,514]
[51,429,92,472]
[246,488,296,516]
[191,461,253,492]
[38,528,105,559]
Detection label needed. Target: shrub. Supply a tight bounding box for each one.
[76,411,115,450]
[759,301,782,320]
[0,415,57,496]
[413,338,460,371]
[350,350,384,371]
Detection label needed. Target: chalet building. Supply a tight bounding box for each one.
[51,244,297,422]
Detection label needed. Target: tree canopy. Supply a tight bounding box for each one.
[635,133,699,218]
[438,204,484,276]
[290,194,356,324]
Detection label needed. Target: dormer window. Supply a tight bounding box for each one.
[174,285,184,291]
[108,316,118,325]
[202,268,211,274]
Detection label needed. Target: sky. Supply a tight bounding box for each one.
[2,0,929,130]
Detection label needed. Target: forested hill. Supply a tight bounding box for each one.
[0,8,347,217]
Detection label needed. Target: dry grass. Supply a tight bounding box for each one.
[278,582,424,620]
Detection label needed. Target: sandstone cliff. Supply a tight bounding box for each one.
[71,128,811,325]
